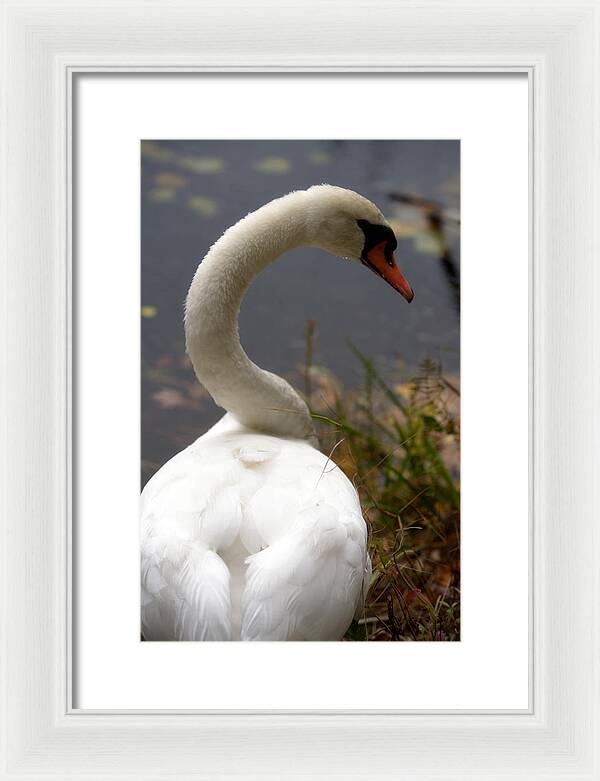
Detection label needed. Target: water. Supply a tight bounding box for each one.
[141,140,460,484]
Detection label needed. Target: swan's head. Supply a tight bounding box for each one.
[303,184,414,302]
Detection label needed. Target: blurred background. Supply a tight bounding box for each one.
[141,140,460,640]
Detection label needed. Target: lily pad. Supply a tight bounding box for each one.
[253,156,291,174]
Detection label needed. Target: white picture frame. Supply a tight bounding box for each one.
[1,1,599,778]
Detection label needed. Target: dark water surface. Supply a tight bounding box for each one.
[141,140,460,485]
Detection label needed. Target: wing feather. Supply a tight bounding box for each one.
[241,496,369,641]
[142,538,231,641]
[141,422,371,641]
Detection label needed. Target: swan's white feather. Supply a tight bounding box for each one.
[141,415,371,641]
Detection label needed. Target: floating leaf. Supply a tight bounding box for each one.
[141,305,158,318]
[155,172,188,189]
[141,141,174,162]
[187,195,218,216]
[148,187,176,203]
[307,150,332,165]
[179,156,224,174]
[253,156,291,174]
[151,388,186,409]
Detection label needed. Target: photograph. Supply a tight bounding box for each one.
[140,139,460,641]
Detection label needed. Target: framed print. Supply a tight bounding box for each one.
[73,73,528,711]
[1,1,599,779]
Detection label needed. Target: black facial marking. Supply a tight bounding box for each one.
[356,219,397,267]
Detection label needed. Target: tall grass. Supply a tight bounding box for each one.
[306,342,460,641]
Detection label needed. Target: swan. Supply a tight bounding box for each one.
[141,185,414,641]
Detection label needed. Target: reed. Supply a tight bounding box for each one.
[306,344,461,641]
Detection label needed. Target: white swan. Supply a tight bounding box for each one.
[141,185,413,641]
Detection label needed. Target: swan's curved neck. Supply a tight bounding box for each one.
[185,191,316,441]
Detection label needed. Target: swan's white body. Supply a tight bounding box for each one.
[141,414,370,640]
[141,185,411,641]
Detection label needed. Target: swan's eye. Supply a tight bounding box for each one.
[356,219,397,264]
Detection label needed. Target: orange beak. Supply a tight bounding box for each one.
[362,241,414,303]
